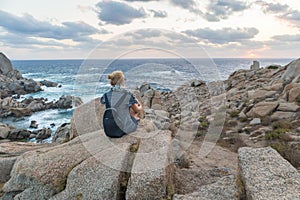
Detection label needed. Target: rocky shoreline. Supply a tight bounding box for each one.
[1,53,300,199]
[0,53,83,142]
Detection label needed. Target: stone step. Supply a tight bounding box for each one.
[238,147,300,200]
[173,175,238,200]
[50,143,131,200]
[126,130,174,200]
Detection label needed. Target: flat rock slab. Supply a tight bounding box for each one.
[247,90,277,101]
[2,130,135,200]
[0,157,17,183]
[238,147,300,200]
[72,98,105,135]
[271,111,296,120]
[0,141,53,156]
[277,102,299,112]
[50,144,131,200]
[247,101,279,118]
[126,130,174,200]
[173,175,238,200]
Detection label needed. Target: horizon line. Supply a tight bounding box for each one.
[11,57,297,61]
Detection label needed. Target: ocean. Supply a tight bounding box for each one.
[0,58,294,142]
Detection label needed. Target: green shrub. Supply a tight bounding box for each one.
[296,94,300,103]
[265,128,289,140]
[229,110,240,118]
[272,120,293,130]
[239,117,248,123]
[200,121,209,128]
[270,142,300,168]
[0,182,4,198]
[267,65,279,70]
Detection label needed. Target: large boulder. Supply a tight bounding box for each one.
[0,141,53,191]
[281,58,300,83]
[247,101,279,118]
[0,52,42,98]
[2,132,95,199]
[173,175,238,200]
[126,130,174,200]
[9,107,32,118]
[71,98,105,137]
[1,130,143,200]
[54,95,83,109]
[0,53,13,75]
[7,129,31,140]
[50,143,131,200]
[0,123,14,139]
[238,147,300,200]
[0,157,17,183]
[52,123,71,143]
[39,80,58,87]
[35,128,52,140]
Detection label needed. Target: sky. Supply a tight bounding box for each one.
[1,0,300,59]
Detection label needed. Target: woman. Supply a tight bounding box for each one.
[101,70,142,137]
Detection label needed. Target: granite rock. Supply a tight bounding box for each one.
[238,147,300,200]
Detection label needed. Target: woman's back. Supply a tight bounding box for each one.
[102,89,138,137]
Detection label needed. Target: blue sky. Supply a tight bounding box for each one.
[1,0,300,59]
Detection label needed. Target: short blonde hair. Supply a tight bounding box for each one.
[108,70,125,86]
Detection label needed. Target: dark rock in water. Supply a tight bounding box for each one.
[0,52,42,98]
[40,80,58,87]
[29,133,36,139]
[191,80,205,87]
[50,123,55,128]
[23,79,41,92]
[7,129,31,140]
[0,95,82,118]
[52,123,71,143]
[29,120,38,129]
[0,123,14,139]
[35,128,52,140]
[9,107,32,117]
[54,95,83,109]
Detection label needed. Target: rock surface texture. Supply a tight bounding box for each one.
[239,147,300,200]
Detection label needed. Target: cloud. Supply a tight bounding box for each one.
[259,2,289,14]
[0,32,68,48]
[170,0,200,14]
[149,9,168,18]
[272,34,300,42]
[0,10,102,50]
[0,10,100,41]
[203,0,250,21]
[96,1,146,25]
[258,2,300,26]
[125,29,162,39]
[281,10,300,21]
[183,27,259,44]
[169,0,249,21]
[123,0,159,1]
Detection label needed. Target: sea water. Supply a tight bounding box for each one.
[0,58,294,142]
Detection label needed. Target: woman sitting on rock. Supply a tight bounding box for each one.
[100,70,142,138]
